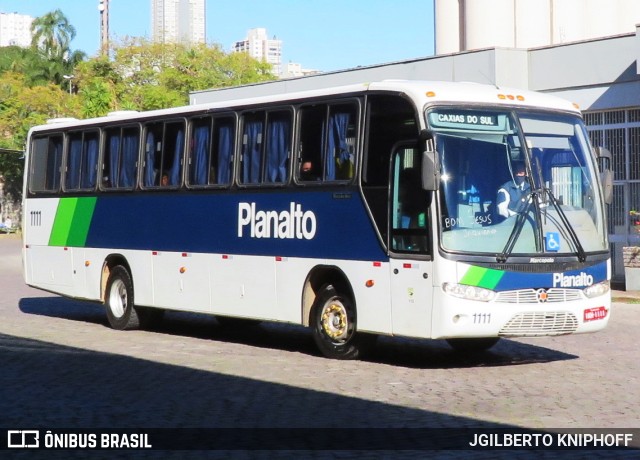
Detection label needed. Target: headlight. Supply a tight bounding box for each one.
[583,280,610,299]
[442,282,495,302]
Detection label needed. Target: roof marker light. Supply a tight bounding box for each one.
[426,91,436,97]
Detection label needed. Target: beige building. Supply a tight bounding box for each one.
[151,0,205,45]
[233,28,283,76]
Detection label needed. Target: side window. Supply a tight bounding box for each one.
[240,112,263,184]
[143,120,185,188]
[188,115,235,187]
[363,95,419,186]
[297,102,358,182]
[264,111,291,183]
[297,106,323,182]
[65,130,99,191]
[391,145,430,253]
[103,126,140,190]
[29,134,63,192]
[240,110,291,185]
[361,95,419,248]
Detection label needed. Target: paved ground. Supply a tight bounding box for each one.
[0,234,638,459]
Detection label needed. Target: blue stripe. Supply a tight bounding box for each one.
[85,190,388,261]
[491,261,608,291]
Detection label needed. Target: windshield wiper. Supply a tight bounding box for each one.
[496,195,536,263]
[542,187,587,262]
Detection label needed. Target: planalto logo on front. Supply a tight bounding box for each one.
[553,272,594,288]
[238,202,317,240]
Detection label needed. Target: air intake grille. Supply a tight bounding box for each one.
[499,312,579,337]
[495,288,583,304]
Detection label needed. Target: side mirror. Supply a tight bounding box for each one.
[420,131,440,190]
[594,147,613,205]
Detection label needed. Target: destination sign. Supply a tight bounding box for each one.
[428,111,507,132]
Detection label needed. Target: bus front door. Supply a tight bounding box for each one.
[389,259,433,338]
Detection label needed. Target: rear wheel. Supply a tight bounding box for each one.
[446,337,500,352]
[311,285,372,360]
[104,265,140,330]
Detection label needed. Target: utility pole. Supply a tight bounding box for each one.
[99,0,110,55]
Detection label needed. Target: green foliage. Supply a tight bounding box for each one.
[0,149,24,204]
[0,72,79,203]
[0,9,280,205]
[86,38,277,110]
[30,9,76,61]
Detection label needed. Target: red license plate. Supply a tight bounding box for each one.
[584,306,607,322]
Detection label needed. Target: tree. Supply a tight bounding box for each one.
[30,9,76,61]
[0,72,79,205]
[29,9,84,87]
[74,38,277,111]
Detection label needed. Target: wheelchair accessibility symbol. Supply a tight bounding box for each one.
[545,232,560,252]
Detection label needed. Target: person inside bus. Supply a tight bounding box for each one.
[299,160,320,181]
[496,160,531,218]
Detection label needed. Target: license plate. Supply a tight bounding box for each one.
[584,306,607,322]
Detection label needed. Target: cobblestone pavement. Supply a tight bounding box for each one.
[0,235,638,459]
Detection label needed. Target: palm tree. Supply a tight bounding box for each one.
[30,9,76,61]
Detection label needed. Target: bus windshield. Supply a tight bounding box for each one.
[427,108,607,258]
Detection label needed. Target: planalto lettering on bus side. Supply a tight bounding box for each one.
[237,202,317,240]
[552,272,594,288]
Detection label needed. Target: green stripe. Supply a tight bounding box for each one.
[477,268,504,290]
[49,197,97,247]
[49,198,78,246]
[67,197,97,246]
[460,266,487,286]
[460,266,505,290]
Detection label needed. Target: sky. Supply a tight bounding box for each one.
[0,0,436,72]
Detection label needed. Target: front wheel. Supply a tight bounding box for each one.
[104,265,140,330]
[311,285,373,360]
[446,337,500,352]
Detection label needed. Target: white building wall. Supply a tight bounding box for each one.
[464,0,515,50]
[514,0,551,48]
[0,12,33,48]
[436,0,640,54]
[434,0,459,54]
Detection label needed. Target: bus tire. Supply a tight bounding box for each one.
[446,337,500,352]
[311,284,371,360]
[104,265,140,330]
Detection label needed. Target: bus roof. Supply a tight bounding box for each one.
[31,80,579,133]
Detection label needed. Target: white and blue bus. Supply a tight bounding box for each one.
[22,80,612,359]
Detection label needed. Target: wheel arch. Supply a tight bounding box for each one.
[101,254,132,302]
[301,265,355,327]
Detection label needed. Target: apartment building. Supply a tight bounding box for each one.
[151,0,205,45]
[233,28,282,76]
